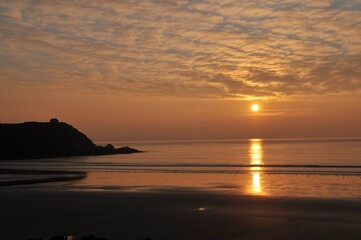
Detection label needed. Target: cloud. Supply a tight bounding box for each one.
[0,0,360,99]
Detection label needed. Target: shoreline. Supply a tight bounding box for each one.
[1,168,361,198]
[0,168,360,239]
[0,168,86,187]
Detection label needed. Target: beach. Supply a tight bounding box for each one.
[0,188,361,240]
[1,139,360,239]
[1,185,361,240]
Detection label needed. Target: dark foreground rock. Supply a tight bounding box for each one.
[0,119,141,160]
[27,234,152,240]
[27,234,108,240]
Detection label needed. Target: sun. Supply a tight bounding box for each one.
[251,104,259,112]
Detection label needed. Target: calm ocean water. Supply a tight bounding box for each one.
[4,138,360,171]
[2,138,361,198]
[102,138,361,171]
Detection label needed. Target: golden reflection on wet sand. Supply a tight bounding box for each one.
[71,171,361,198]
[68,138,361,198]
[249,139,264,194]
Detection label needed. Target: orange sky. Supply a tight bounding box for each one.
[0,0,360,141]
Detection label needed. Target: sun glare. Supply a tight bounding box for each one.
[251,104,259,112]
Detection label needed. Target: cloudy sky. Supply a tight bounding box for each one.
[0,0,360,140]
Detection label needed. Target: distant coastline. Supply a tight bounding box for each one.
[0,119,141,161]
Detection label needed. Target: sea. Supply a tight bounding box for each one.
[1,138,361,198]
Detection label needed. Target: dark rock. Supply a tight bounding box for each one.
[0,119,141,160]
[80,235,107,240]
[49,236,64,240]
[105,143,114,150]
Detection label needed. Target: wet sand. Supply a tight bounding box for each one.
[0,169,86,187]
[1,187,361,240]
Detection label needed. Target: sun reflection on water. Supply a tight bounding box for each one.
[249,139,264,194]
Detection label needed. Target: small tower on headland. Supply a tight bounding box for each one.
[50,118,59,124]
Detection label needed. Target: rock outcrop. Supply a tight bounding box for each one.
[0,119,141,160]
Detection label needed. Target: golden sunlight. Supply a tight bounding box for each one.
[252,173,261,192]
[249,139,264,194]
[251,104,259,112]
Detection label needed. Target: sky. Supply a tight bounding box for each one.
[0,0,360,141]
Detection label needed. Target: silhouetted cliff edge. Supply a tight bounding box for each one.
[0,119,141,160]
